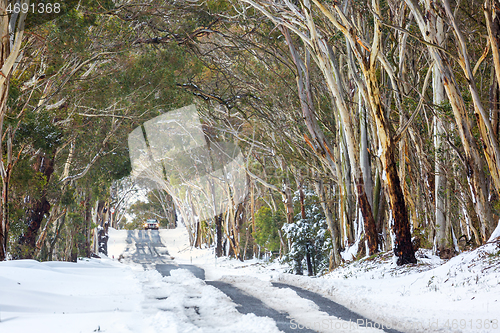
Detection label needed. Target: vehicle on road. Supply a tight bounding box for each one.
[143,219,159,230]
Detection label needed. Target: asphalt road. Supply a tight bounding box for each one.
[272,283,402,333]
[206,280,316,333]
[126,230,171,269]
[127,230,401,333]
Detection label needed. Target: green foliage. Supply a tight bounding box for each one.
[60,186,76,206]
[158,218,169,228]
[7,203,27,243]
[1,0,206,260]
[282,191,332,275]
[124,219,143,230]
[90,150,132,185]
[437,101,453,119]
[45,9,95,61]
[206,0,229,12]
[68,212,84,227]
[253,206,284,252]
[10,157,36,192]
[15,111,63,154]
[412,226,432,249]
[7,78,21,108]
[25,0,82,29]
[67,212,87,260]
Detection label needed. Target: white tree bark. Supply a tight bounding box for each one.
[405,0,494,241]
[359,95,373,210]
[432,9,448,254]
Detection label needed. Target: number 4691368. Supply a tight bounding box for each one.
[6,2,60,14]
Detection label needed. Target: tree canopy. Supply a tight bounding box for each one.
[1,0,500,272]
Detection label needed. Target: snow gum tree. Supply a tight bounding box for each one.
[93,0,500,267]
[3,0,500,268]
[0,1,200,260]
[0,0,29,261]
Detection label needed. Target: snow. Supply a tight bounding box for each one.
[341,238,360,262]
[137,268,279,333]
[109,227,283,332]
[2,224,499,333]
[0,228,280,333]
[489,220,500,242]
[273,247,500,333]
[159,226,500,333]
[218,275,383,333]
[0,258,143,333]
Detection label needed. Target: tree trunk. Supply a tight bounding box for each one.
[0,3,28,260]
[283,177,294,225]
[360,98,374,209]
[0,9,10,261]
[298,181,313,275]
[251,179,257,257]
[215,213,223,257]
[195,221,201,248]
[359,0,416,264]
[432,11,449,256]
[405,0,495,242]
[85,191,92,257]
[305,244,313,276]
[306,0,417,265]
[315,178,342,268]
[441,0,500,221]
[0,161,10,260]
[18,154,55,258]
[282,26,378,255]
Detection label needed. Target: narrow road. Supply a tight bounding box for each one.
[126,230,401,333]
[206,280,316,333]
[272,283,402,333]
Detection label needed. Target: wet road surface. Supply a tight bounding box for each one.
[126,230,401,333]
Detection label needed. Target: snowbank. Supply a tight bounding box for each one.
[1,228,281,333]
[275,246,500,333]
[5,225,497,333]
[0,258,143,333]
[158,225,500,332]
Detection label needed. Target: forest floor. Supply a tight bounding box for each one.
[0,226,499,333]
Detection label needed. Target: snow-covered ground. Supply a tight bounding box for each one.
[275,246,500,333]
[1,225,499,333]
[0,228,280,333]
[151,226,500,333]
[0,258,144,333]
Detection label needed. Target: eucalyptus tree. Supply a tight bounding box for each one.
[404,0,499,243]
[7,0,498,265]
[0,0,84,261]
[0,0,29,260]
[234,0,416,264]
[1,0,203,259]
